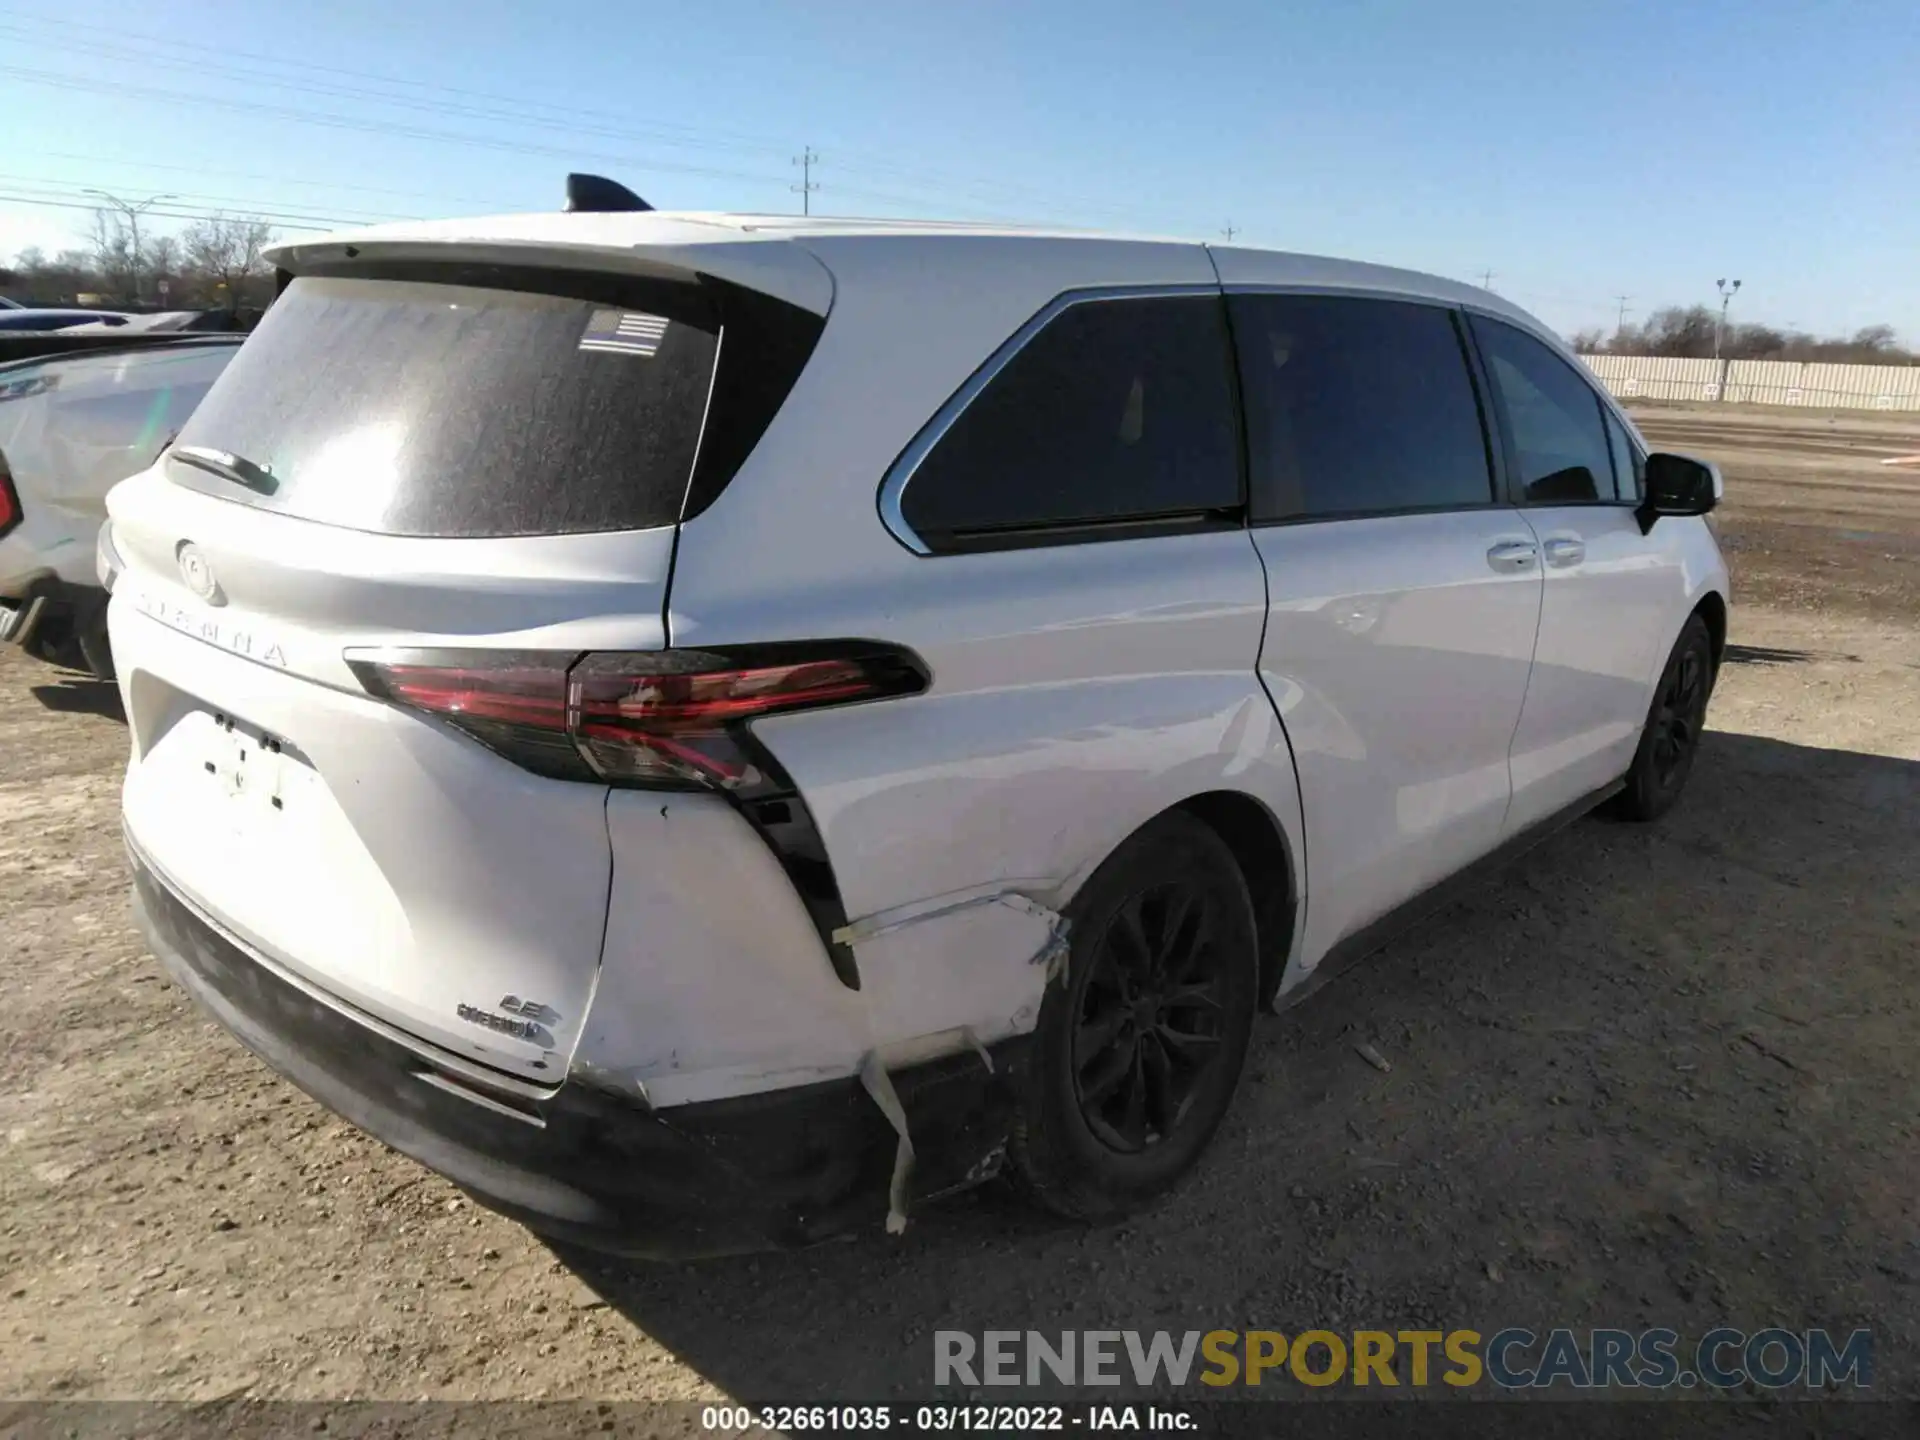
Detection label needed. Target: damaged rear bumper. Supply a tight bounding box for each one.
[131,850,1028,1259]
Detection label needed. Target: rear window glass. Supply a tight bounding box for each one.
[170,274,720,537]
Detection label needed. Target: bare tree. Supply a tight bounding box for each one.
[1569,326,1606,354]
[146,234,181,305]
[179,214,276,314]
[1849,324,1899,357]
[86,208,138,302]
[1600,305,1915,365]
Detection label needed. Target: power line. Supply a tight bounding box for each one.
[0,192,341,234]
[1220,223,1239,242]
[0,65,797,192]
[792,146,820,217]
[0,8,1193,229]
[1478,269,1495,290]
[0,172,418,225]
[1,62,1108,227]
[0,13,796,162]
[1614,294,1633,332]
[0,11,1172,227]
[31,149,513,211]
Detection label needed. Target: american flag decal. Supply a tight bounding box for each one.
[578,308,669,357]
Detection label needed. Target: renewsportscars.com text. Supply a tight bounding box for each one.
[934,1327,1873,1390]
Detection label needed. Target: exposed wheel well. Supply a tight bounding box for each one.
[1175,791,1297,1013]
[1694,590,1727,671]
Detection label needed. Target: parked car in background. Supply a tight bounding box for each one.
[56,310,250,335]
[1,335,241,678]
[0,308,136,332]
[102,192,1728,1257]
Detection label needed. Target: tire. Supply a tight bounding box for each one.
[77,614,116,683]
[1609,614,1715,822]
[1010,810,1259,1221]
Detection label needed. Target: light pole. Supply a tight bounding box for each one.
[82,189,176,304]
[1713,277,1742,361]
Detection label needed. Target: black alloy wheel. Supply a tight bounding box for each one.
[1012,810,1259,1220]
[1651,642,1709,789]
[1072,883,1231,1154]
[1611,613,1716,822]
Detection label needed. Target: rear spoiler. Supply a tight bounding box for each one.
[266,215,834,317]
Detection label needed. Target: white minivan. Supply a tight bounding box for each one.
[103,191,1728,1256]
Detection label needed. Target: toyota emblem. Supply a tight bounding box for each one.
[176,542,226,606]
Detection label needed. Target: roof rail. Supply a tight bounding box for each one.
[565,173,654,214]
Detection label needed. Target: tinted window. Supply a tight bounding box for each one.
[899,295,1239,545]
[1470,316,1616,505]
[1604,409,1643,502]
[172,274,720,537]
[1230,294,1492,521]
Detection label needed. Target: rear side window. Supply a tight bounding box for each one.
[1229,294,1493,522]
[898,294,1240,549]
[171,274,721,537]
[1469,316,1617,505]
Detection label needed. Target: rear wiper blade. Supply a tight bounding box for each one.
[170,444,277,495]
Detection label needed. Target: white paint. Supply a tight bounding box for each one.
[107,217,1731,1134]
[1249,510,1542,971]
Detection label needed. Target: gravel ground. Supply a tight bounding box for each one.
[1,407,1916,1413]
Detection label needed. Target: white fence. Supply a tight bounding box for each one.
[1578,354,1920,412]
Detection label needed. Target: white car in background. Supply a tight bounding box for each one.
[101,184,1728,1256]
[0,337,240,677]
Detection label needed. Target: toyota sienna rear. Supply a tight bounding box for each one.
[111,189,1728,1256]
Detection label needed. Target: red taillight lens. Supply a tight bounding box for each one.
[0,451,21,540]
[568,650,924,791]
[346,644,928,794]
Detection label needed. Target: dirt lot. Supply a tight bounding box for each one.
[2,405,1917,1414]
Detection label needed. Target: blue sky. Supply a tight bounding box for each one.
[1,0,1914,342]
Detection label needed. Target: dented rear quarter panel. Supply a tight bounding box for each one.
[651,236,1309,1099]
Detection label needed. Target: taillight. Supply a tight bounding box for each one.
[0,450,20,540]
[345,643,928,796]
[345,642,928,992]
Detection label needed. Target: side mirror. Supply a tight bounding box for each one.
[1637,452,1721,534]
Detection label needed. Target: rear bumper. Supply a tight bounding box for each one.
[131,845,1027,1259]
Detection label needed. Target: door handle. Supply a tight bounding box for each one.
[1486,540,1540,572]
[1543,537,1587,568]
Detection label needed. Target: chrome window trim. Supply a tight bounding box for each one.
[1223,280,1464,309]
[876,283,1223,556]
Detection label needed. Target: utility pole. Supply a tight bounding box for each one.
[1613,294,1633,335]
[1478,269,1495,290]
[1713,277,1742,361]
[83,189,176,304]
[791,146,820,217]
[1220,223,1239,242]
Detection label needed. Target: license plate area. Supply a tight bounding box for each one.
[196,708,315,820]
